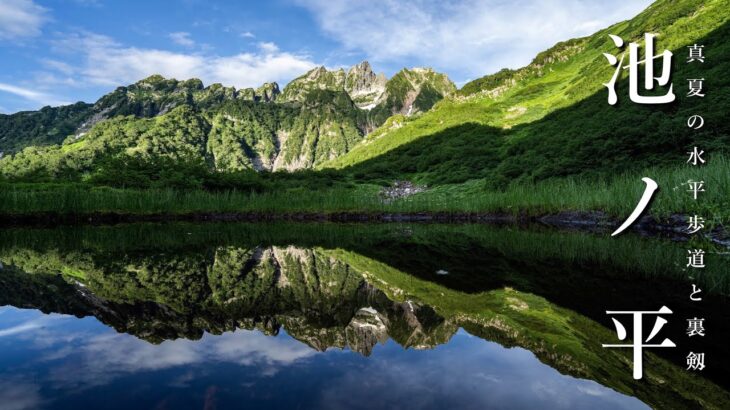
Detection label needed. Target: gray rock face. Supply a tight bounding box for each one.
[279,61,455,117]
[281,61,389,109]
[345,61,387,109]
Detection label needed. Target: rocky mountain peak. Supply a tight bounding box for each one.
[280,66,347,102]
[306,66,329,80]
[347,61,373,76]
[255,82,280,102]
[280,61,451,112]
[136,74,167,86]
[345,60,387,109]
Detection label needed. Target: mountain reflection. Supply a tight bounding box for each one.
[1,244,454,355]
[0,222,728,409]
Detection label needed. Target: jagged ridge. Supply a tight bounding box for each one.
[0,61,454,174]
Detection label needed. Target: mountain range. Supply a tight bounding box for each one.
[0,0,728,187]
[0,61,454,175]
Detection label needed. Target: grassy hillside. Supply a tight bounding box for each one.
[0,94,367,178]
[324,0,730,187]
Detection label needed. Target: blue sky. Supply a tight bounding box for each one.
[0,0,652,113]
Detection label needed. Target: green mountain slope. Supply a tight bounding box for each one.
[0,74,267,156]
[0,102,93,154]
[324,0,730,186]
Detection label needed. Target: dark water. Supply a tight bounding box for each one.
[0,222,727,409]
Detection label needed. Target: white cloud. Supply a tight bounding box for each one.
[40,59,75,75]
[258,41,278,53]
[0,0,48,40]
[0,381,44,410]
[169,31,195,47]
[0,82,70,106]
[0,308,313,390]
[241,31,255,38]
[295,0,653,80]
[46,328,314,389]
[52,31,316,89]
[0,320,44,337]
[210,329,315,366]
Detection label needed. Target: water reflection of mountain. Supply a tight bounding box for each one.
[0,223,728,409]
[0,245,456,355]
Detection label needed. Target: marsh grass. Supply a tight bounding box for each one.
[404,155,730,223]
[0,156,728,223]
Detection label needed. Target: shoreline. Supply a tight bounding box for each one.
[1,210,727,247]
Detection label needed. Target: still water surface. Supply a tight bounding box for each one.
[0,223,727,409]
